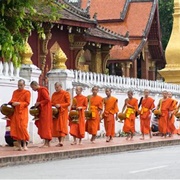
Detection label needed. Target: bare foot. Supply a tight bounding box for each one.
[71,142,77,145]
[39,144,50,148]
[23,147,28,151]
[79,142,82,145]
[140,137,144,140]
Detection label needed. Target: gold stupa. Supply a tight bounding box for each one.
[159,0,180,84]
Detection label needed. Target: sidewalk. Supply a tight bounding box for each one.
[0,135,180,167]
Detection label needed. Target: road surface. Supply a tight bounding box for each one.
[0,145,180,179]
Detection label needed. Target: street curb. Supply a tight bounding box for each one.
[0,139,180,167]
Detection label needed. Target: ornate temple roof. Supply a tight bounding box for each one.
[85,25,129,46]
[81,0,165,63]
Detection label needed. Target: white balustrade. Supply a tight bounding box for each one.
[73,70,180,95]
[0,61,20,80]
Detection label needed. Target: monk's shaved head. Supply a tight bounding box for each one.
[18,79,25,90]
[30,81,39,91]
[54,82,62,92]
[18,79,25,85]
[75,86,83,95]
[30,81,39,86]
[55,82,62,87]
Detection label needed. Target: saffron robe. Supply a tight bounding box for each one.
[167,99,177,134]
[140,97,155,134]
[35,87,52,140]
[9,89,30,141]
[123,98,138,134]
[69,94,88,138]
[51,90,70,137]
[103,96,119,137]
[85,95,103,135]
[158,98,173,134]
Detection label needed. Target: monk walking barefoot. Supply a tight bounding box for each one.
[30,81,52,148]
[102,88,119,143]
[51,82,70,147]
[122,90,138,140]
[85,86,103,144]
[69,86,87,145]
[9,79,30,151]
[139,89,155,140]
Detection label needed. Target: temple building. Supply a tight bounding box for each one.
[28,0,129,85]
[80,0,165,80]
[27,0,165,85]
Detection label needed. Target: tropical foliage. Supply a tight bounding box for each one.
[159,0,174,50]
[0,0,61,66]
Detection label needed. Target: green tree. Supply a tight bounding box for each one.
[159,0,174,50]
[0,0,61,66]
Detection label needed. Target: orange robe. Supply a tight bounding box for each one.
[140,97,155,134]
[69,94,88,138]
[9,89,30,141]
[158,98,173,134]
[85,95,103,135]
[167,99,177,134]
[103,96,119,137]
[35,87,52,140]
[51,90,70,137]
[123,98,138,134]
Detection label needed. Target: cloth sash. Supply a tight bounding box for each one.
[125,108,135,118]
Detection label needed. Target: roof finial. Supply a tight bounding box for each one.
[93,12,97,20]
[85,0,91,13]
[125,31,129,38]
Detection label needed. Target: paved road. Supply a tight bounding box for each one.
[0,145,180,179]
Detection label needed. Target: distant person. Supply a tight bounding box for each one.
[102,88,119,142]
[85,86,103,143]
[139,89,155,140]
[122,90,138,140]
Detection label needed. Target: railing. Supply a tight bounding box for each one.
[0,61,19,80]
[72,70,180,95]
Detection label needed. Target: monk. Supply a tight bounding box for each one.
[9,79,30,151]
[139,89,155,140]
[51,82,70,147]
[122,90,138,140]
[30,81,52,147]
[156,90,173,138]
[167,92,177,137]
[85,86,103,143]
[69,86,87,145]
[103,88,119,142]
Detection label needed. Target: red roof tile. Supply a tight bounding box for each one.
[81,0,126,20]
[110,39,142,60]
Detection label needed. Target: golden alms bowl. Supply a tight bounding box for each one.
[175,112,180,118]
[69,110,79,119]
[118,113,126,120]
[52,106,59,116]
[85,110,92,119]
[29,106,39,116]
[0,104,14,116]
[153,109,161,116]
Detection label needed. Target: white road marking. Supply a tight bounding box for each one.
[129,165,168,174]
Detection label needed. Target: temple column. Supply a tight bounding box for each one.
[91,46,103,73]
[149,61,156,80]
[122,62,131,77]
[159,0,180,84]
[141,46,149,79]
[132,59,137,78]
[39,23,52,85]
